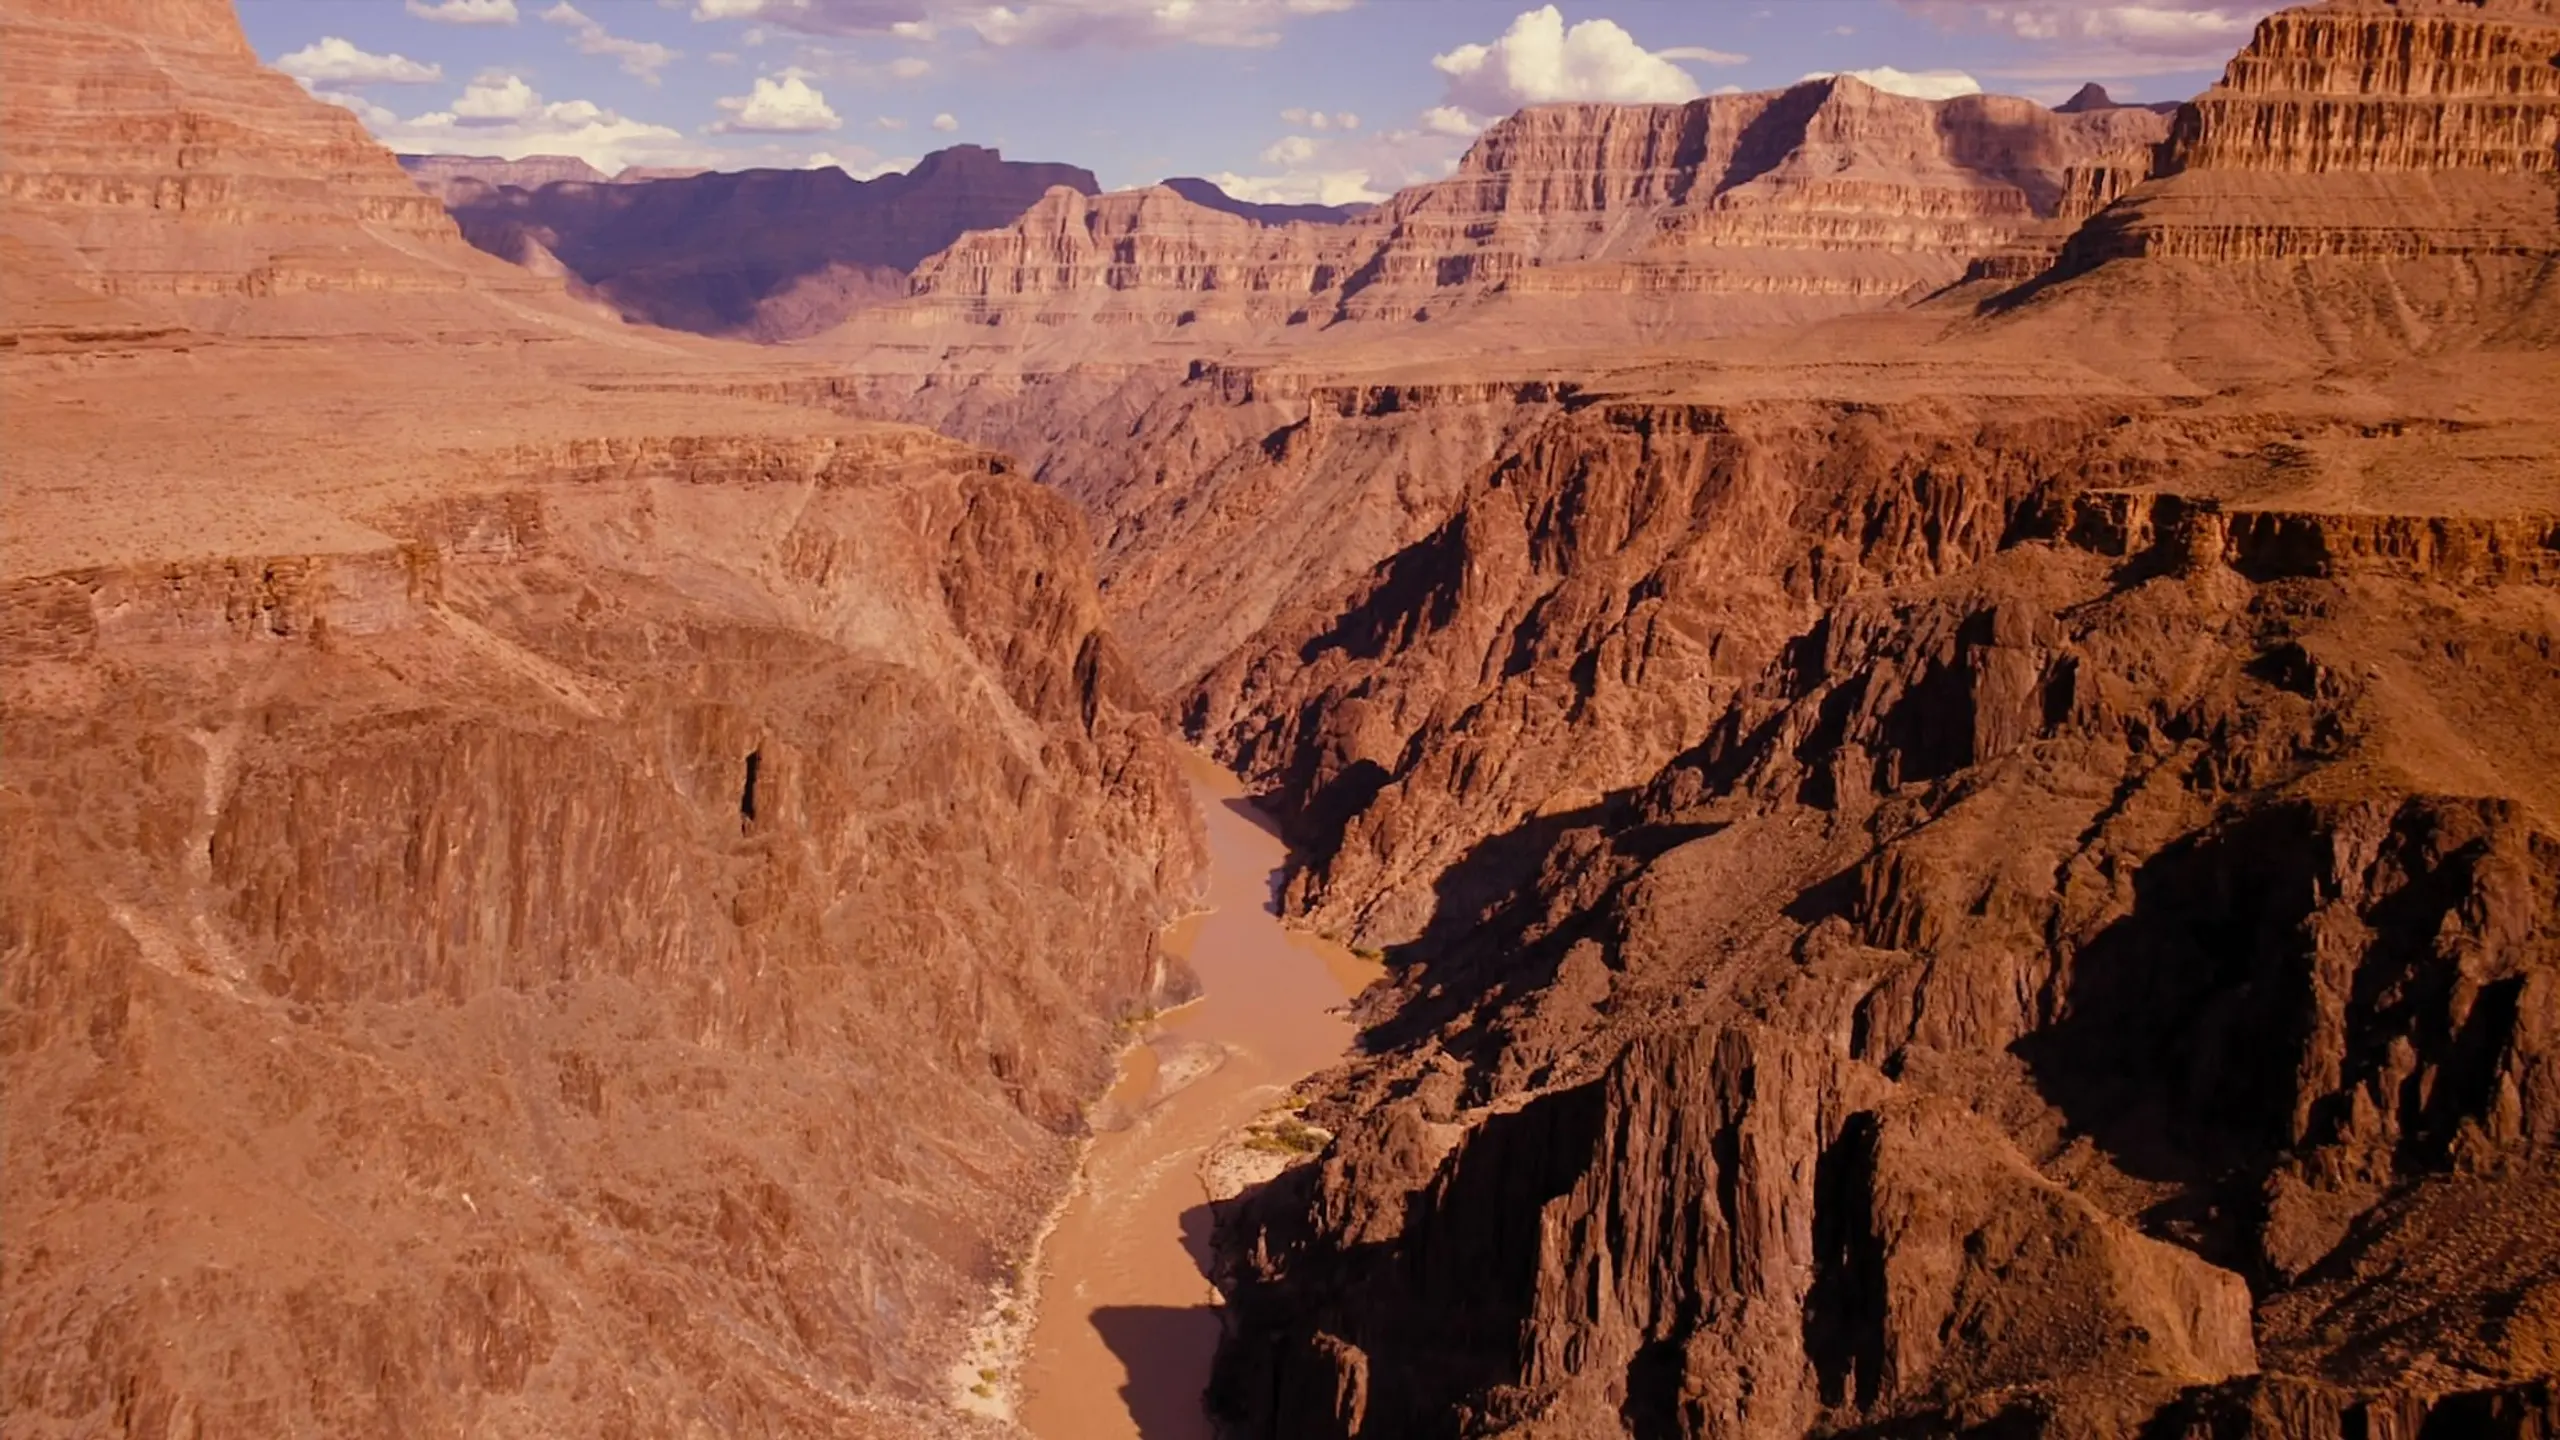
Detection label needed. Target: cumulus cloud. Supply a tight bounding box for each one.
[453,72,540,120]
[1898,2,2276,79]
[888,55,932,77]
[406,0,519,24]
[712,73,843,131]
[1209,118,1471,208]
[1280,107,1360,131]
[685,0,1354,50]
[1420,105,1481,138]
[1432,6,1703,122]
[1262,135,1319,166]
[875,115,909,130]
[931,111,959,131]
[350,76,706,172]
[278,37,444,86]
[542,3,680,82]
[1805,65,1984,99]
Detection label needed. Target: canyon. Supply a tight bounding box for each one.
[6,0,2558,1437]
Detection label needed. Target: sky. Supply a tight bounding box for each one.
[236,0,2281,202]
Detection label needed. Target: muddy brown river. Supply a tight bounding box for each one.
[1015,755,1376,1440]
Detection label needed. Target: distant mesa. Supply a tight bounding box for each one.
[2053,82,2183,116]
[1159,177,1373,227]
[413,143,1100,340]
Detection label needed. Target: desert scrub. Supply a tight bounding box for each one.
[1241,1115,1330,1157]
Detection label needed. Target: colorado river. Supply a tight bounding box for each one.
[1016,754,1377,1440]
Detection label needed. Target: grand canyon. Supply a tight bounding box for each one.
[3,0,2555,1437]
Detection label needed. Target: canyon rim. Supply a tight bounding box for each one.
[4,1,2557,1438]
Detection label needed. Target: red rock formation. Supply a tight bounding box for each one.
[0,0,521,342]
[874,77,2168,343]
[2058,0,2560,268]
[0,4,1208,1436]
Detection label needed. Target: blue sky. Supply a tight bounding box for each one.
[238,1,2277,200]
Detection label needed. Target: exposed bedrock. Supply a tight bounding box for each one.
[2056,0,2560,270]
[888,75,2169,337]
[0,436,1207,1437]
[1209,472,2560,1438]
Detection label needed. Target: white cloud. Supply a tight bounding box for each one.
[931,111,959,131]
[712,73,843,131]
[889,55,932,77]
[1262,134,1318,166]
[1281,107,1360,131]
[824,153,918,178]
[353,79,707,172]
[687,0,1354,50]
[1897,2,2276,79]
[406,0,520,24]
[1807,65,1983,99]
[1209,120,1469,208]
[453,72,540,120]
[1659,44,1746,65]
[542,3,680,82]
[875,114,909,130]
[279,37,444,86]
[1421,105,1480,138]
[1433,6,1702,115]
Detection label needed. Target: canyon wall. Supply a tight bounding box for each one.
[0,2,1209,1435]
[2056,0,2560,270]
[1212,474,2560,1436]
[2,427,1207,1438]
[1103,4,2557,1436]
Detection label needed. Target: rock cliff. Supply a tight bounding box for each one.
[2054,0,2560,270]
[874,78,2167,343]
[0,0,530,344]
[0,4,1208,1436]
[441,146,1101,341]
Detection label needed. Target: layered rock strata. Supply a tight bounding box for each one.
[2056,0,2560,269]
[885,78,2169,337]
[0,0,522,342]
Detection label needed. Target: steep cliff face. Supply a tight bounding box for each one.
[441,146,1101,340]
[2055,0,2560,269]
[904,184,1348,329]
[1345,81,2168,317]
[1,6,1209,1435]
[2,429,1207,1438]
[1210,469,2560,1439]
